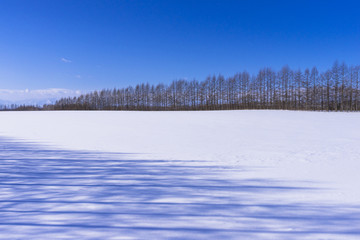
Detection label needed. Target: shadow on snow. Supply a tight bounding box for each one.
[0,137,359,239]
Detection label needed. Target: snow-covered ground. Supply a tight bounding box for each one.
[0,110,359,239]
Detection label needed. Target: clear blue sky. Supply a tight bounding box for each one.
[1,0,359,91]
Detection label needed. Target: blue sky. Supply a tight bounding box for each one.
[1,0,360,93]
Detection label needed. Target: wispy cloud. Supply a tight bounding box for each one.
[0,88,83,105]
[61,57,72,63]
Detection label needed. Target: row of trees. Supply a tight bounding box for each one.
[0,104,41,111]
[45,62,360,111]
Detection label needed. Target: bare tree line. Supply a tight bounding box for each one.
[3,62,359,111]
[0,105,41,111]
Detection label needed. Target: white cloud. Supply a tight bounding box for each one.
[0,88,83,105]
[61,57,72,63]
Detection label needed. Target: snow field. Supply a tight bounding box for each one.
[0,110,359,239]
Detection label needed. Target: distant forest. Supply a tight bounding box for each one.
[2,61,360,111]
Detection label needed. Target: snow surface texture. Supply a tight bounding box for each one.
[0,110,359,239]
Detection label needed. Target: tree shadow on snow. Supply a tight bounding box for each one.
[0,137,359,240]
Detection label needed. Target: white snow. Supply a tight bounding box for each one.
[0,110,359,239]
